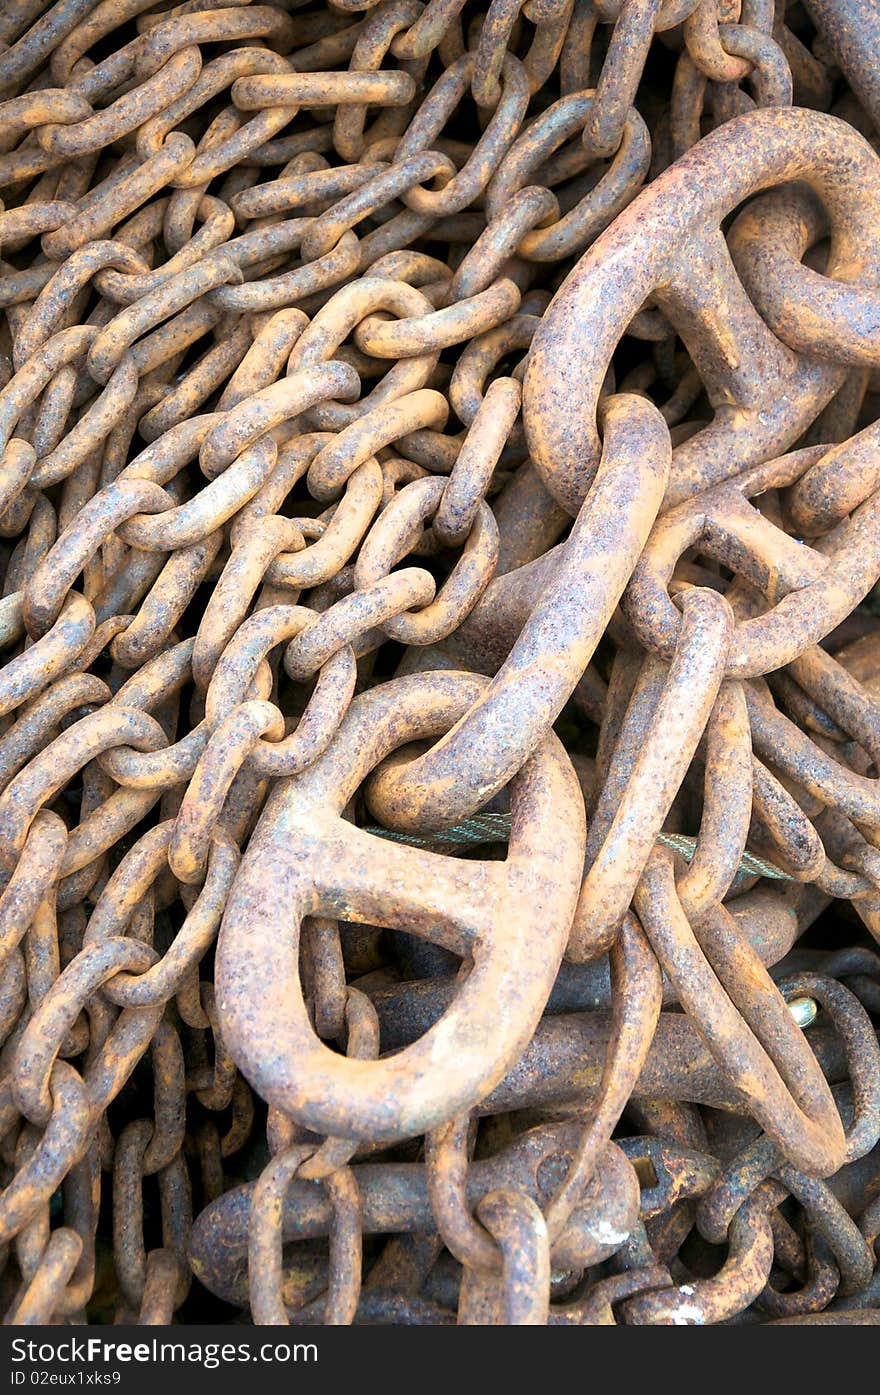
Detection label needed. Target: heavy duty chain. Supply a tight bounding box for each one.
[0,0,878,1329]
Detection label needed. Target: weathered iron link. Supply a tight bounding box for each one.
[0,0,876,1330]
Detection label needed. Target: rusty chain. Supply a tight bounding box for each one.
[0,0,877,1329]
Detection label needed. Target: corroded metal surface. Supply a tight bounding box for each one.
[0,0,878,1330]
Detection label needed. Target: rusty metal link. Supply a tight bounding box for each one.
[0,0,877,1330]
[526,109,880,513]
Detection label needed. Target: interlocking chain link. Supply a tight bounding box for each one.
[0,0,877,1330]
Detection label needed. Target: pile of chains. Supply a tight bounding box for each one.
[0,0,880,1329]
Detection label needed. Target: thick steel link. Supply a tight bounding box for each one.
[0,0,875,1329]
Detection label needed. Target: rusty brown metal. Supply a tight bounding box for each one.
[0,0,877,1331]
